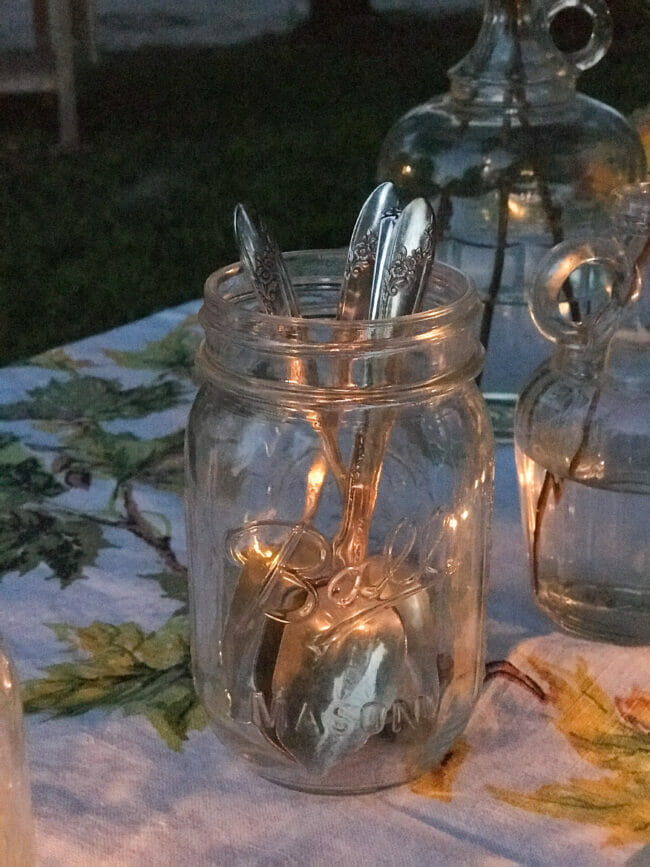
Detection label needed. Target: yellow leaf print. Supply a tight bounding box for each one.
[411,738,470,802]
[490,656,650,846]
[616,690,650,736]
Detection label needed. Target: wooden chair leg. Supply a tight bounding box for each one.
[72,0,99,64]
[32,0,50,53]
[48,0,79,150]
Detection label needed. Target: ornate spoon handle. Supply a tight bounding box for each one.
[334,199,437,569]
[234,203,346,495]
[234,203,300,316]
[338,182,401,321]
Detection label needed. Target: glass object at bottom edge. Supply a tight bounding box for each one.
[0,641,35,866]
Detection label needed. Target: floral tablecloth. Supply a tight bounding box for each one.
[0,302,647,865]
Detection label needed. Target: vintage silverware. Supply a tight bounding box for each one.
[338,182,401,321]
[269,200,440,772]
[271,570,408,773]
[219,209,344,741]
[219,512,331,725]
[334,197,437,569]
[367,207,399,320]
[234,202,300,316]
[271,549,445,773]
[234,201,346,493]
[370,196,436,321]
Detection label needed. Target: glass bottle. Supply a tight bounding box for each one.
[377,0,646,428]
[515,181,650,645]
[185,249,494,793]
[0,635,35,865]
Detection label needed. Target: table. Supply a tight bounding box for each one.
[0,302,647,865]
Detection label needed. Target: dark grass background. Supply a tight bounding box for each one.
[1,5,648,365]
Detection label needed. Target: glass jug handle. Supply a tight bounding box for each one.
[529,238,638,345]
[546,0,613,71]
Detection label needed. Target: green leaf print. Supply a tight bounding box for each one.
[144,570,188,607]
[104,315,200,376]
[29,347,94,372]
[62,426,185,488]
[0,458,65,509]
[23,617,207,750]
[0,508,107,586]
[0,375,185,422]
[0,432,19,453]
[0,434,70,506]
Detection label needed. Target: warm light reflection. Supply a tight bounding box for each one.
[574,457,606,481]
[251,535,274,561]
[0,658,13,691]
[518,459,536,489]
[401,164,413,175]
[288,359,303,385]
[306,459,326,493]
[448,517,458,530]
[639,114,650,166]
[507,197,527,219]
[460,509,469,520]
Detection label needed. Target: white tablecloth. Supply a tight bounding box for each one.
[0,302,647,865]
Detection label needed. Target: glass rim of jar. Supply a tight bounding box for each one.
[201,249,483,353]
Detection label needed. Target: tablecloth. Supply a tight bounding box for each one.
[0,302,647,866]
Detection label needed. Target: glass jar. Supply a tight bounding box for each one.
[185,249,494,793]
[0,636,34,865]
[377,0,646,427]
[515,182,650,645]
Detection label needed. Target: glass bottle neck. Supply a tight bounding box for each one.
[449,0,577,108]
[483,0,546,30]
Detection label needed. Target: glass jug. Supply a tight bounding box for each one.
[185,250,494,793]
[378,0,646,426]
[515,182,650,645]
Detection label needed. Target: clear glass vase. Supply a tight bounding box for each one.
[185,250,494,793]
[377,0,646,432]
[515,182,650,645]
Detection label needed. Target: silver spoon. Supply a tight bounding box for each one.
[234,203,300,316]
[270,561,408,773]
[234,201,346,493]
[333,197,437,569]
[338,182,401,321]
[270,200,439,772]
[221,207,344,743]
[370,197,436,322]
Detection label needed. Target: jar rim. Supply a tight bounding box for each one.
[201,249,482,347]
[199,249,484,395]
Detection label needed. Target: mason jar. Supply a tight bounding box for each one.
[185,249,494,793]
